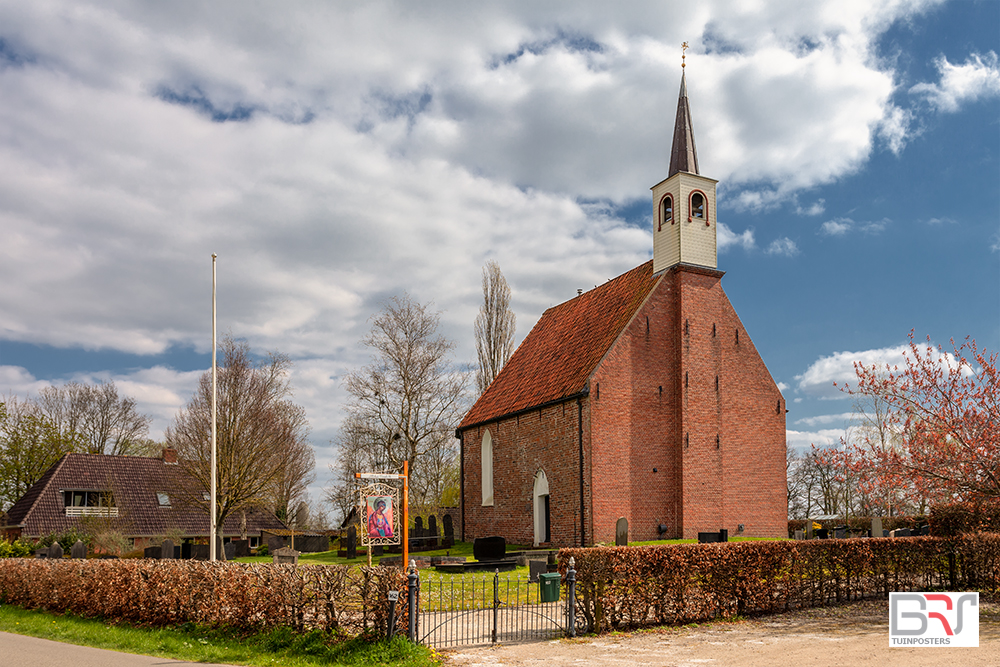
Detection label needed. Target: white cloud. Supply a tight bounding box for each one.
[718,222,756,252]
[796,199,826,216]
[819,217,889,236]
[794,412,856,428]
[794,344,911,398]
[910,51,1000,113]
[766,237,799,256]
[786,428,845,451]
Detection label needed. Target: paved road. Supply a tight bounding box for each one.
[0,632,242,667]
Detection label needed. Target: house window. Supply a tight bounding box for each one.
[481,429,494,506]
[156,492,171,507]
[690,191,706,221]
[660,194,673,230]
[62,490,118,517]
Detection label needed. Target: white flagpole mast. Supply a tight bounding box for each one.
[210,253,218,562]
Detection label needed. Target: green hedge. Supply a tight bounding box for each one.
[0,559,407,636]
[560,534,1000,633]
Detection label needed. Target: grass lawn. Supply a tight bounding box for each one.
[0,604,439,667]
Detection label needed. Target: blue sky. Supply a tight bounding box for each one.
[0,1,997,509]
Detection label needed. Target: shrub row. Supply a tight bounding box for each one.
[559,534,1000,633]
[930,501,1000,537]
[0,559,407,635]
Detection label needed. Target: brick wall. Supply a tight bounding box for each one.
[460,265,786,546]
[461,399,592,547]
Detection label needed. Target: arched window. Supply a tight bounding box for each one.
[532,469,550,546]
[690,191,705,221]
[481,430,494,506]
[659,194,673,230]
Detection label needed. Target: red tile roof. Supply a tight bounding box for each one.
[460,260,661,429]
[3,452,285,538]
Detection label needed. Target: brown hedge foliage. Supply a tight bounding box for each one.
[930,501,1000,537]
[0,560,407,635]
[560,534,1000,633]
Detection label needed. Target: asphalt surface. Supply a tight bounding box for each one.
[0,631,243,667]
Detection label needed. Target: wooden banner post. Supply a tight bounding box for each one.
[355,464,409,569]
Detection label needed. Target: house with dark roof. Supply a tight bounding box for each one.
[1,449,285,549]
[457,68,786,546]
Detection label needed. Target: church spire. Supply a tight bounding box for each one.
[668,46,699,177]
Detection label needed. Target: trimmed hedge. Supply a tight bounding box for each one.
[560,534,1000,633]
[0,559,407,636]
[930,501,1000,537]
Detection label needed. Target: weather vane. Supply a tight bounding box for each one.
[682,42,688,68]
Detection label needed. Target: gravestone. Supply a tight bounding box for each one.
[547,550,559,573]
[224,542,236,560]
[442,514,454,548]
[919,524,930,536]
[615,517,628,546]
[161,539,175,559]
[144,545,161,559]
[427,515,438,547]
[272,546,300,565]
[71,540,87,559]
[834,526,846,539]
[794,530,804,540]
[806,521,813,539]
[529,559,547,582]
[372,545,384,557]
[35,548,48,558]
[48,542,64,559]
[871,517,883,539]
[473,536,506,561]
[346,525,357,559]
[414,516,424,538]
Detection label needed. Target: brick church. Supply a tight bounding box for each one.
[457,67,786,546]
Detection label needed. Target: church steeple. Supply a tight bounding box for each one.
[668,71,699,177]
[650,47,718,274]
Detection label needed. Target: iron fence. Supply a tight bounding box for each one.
[405,558,577,648]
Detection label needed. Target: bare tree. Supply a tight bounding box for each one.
[475,260,516,396]
[166,337,312,535]
[34,381,151,456]
[270,436,316,524]
[330,295,467,519]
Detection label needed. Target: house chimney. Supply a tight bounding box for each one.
[162,448,178,464]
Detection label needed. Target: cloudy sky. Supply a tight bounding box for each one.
[1,0,998,510]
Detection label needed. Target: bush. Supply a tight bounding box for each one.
[256,543,269,557]
[0,539,35,559]
[930,501,1000,537]
[560,534,1000,633]
[0,560,407,636]
[32,529,90,553]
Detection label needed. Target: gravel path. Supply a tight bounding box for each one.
[441,599,1000,667]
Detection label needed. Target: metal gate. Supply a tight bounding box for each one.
[406,559,578,648]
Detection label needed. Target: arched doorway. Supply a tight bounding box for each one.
[532,469,550,546]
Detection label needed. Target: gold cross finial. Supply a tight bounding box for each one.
[682,42,688,68]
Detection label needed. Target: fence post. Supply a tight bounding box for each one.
[567,556,576,638]
[407,560,418,642]
[492,568,500,645]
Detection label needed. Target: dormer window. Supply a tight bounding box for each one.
[691,192,705,220]
[62,490,118,517]
[660,195,674,230]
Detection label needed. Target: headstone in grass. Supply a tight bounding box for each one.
[414,516,424,538]
[346,525,357,559]
[529,559,547,582]
[161,539,174,559]
[48,542,64,559]
[615,517,628,546]
[442,514,454,548]
[273,546,300,565]
[474,536,506,561]
[224,541,236,560]
[794,530,804,540]
[428,515,438,546]
[71,541,87,558]
[871,517,883,538]
[372,545,384,557]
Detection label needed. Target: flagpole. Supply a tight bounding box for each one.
[210,253,218,562]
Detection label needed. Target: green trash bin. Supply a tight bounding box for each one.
[539,572,561,602]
